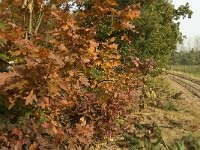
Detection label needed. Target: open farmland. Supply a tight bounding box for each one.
[170,65,200,78]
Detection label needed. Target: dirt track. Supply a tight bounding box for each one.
[167,72,200,99]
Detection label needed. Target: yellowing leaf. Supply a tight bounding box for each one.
[80,117,86,126]
[61,24,69,31]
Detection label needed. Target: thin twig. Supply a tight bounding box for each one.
[35,12,44,34]
[28,0,34,34]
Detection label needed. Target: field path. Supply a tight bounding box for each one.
[167,72,200,99]
[157,72,200,141]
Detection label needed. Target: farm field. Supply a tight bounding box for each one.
[169,65,200,78]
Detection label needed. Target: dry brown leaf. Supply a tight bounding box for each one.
[58,44,67,51]
[79,75,90,86]
[49,52,65,67]
[29,142,38,150]
[0,72,18,86]
[24,90,37,105]
[82,57,90,63]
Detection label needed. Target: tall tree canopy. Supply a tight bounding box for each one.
[129,0,192,66]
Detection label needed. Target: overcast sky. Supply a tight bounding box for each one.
[172,0,200,39]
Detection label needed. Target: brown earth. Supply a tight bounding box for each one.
[143,73,200,143]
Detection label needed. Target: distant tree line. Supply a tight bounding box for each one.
[170,49,200,65]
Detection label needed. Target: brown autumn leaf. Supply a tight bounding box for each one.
[60,100,75,108]
[81,57,90,63]
[56,79,70,92]
[58,44,67,51]
[14,141,22,150]
[14,38,33,50]
[104,0,118,6]
[67,21,79,31]
[48,39,57,44]
[89,40,99,48]
[8,22,18,28]
[24,90,37,105]
[51,11,62,21]
[0,72,18,86]
[4,80,28,91]
[49,52,65,67]
[126,10,140,20]
[79,75,90,86]
[122,21,135,30]
[48,80,60,96]
[37,135,48,147]
[109,43,118,49]
[93,59,103,66]
[24,57,37,67]
[29,142,38,150]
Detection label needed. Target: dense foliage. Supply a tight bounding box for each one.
[0,0,192,149]
[130,0,192,67]
[0,0,155,149]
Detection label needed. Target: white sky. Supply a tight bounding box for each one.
[172,0,200,39]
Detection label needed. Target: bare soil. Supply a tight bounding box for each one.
[168,72,200,98]
[146,73,200,143]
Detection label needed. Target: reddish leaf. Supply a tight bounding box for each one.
[41,122,51,129]
[12,128,23,139]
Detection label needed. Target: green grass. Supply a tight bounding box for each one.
[169,65,200,78]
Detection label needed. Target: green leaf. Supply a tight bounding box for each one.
[89,68,103,80]
[0,53,10,60]
[0,23,7,30]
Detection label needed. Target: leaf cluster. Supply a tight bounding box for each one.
[0,0,155,149]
